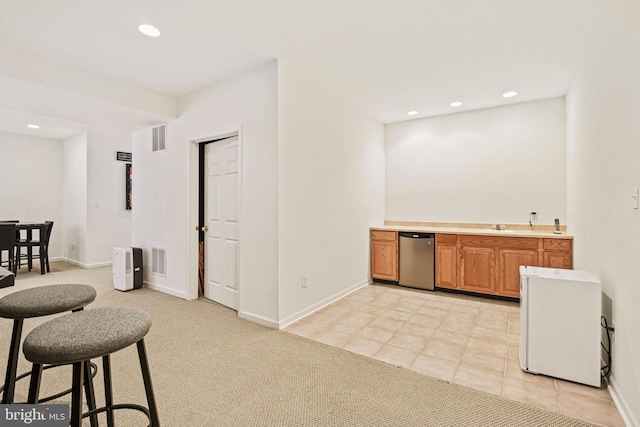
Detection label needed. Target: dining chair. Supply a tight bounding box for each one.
[0,221,19,266]
[16,221,53,274]
[0,224,17,274]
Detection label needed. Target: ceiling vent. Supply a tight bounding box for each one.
[152,247,167,276]
[152,124,166,152]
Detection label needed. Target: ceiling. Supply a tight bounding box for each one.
[0,0,603,140]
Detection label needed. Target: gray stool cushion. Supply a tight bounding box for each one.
[23,307,152,365]
[0,284,96,319]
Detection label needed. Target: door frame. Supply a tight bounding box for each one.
[187,128,243,309]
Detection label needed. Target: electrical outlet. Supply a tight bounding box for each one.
[302,275,308,288]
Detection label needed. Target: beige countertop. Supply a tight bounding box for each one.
[372,221,573,239]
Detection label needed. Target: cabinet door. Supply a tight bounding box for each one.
[543,251,572,269]
[498,248,538,297]
[436,244,457,288]
[542,239,573,269]
[371,240,398,281]
[459,246,495,294]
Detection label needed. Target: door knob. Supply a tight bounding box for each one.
[201,226,209,232]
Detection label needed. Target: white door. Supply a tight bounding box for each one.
[204,136,239,310]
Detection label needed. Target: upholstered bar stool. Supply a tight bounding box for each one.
[23,307,160,427]
[0,284,97,404]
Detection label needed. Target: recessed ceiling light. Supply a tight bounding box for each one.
[138,24,160,37]
[503,91,518,98]
[27,124,40,129]
[407,110,419,115]
[450,101,463,107]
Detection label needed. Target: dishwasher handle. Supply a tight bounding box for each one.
[399,232,435,239]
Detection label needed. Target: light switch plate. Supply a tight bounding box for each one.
[633,187,639,209]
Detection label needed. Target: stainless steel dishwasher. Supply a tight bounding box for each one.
[398,232,435,290]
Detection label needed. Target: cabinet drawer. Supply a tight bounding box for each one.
[371,230,397,242]
[459,235,499,247]
[543,238,572,251]
[436,233,457,245]
[459,235,537,249]
[494,237,538,250]
[459,235,508,248]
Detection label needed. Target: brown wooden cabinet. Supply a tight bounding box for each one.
[436,233,571,298]
[371,228,573,298]
[435,234,457,289]
[454,234,571,298]
[459,245,495,294]
[370,230,398,281]
[497,247,538,297]
[541,239,573,269]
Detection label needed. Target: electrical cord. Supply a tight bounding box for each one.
[601,316,613,379]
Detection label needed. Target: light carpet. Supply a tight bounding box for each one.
[0,262,601,426]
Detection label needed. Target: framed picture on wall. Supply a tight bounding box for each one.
[126,163,132,210]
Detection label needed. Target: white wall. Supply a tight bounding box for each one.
[132,61,279,324]
[0,129,130,267]
[566,1,640,425]
[0,131,63,258]
[277,60,386,324]
[85,129,132,266]
[385,98,566,225]
[61,130,132,267]
[62,133,88,263]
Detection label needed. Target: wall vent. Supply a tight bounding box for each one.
[152,247,167,276]
[152,124,166,152]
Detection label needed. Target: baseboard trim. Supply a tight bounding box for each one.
[278,279,371,330]
[238,311,279,329]
[62,258,112,269]
[608,375,639,427]
[144,282,188,299]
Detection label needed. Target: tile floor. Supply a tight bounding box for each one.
[284,283,626,427]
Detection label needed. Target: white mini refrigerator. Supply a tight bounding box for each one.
[519,266,601,387]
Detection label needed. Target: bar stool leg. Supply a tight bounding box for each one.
[70,362,84,427]
[83,360,99,427]
[102,355,115,427]
[137,339,160,427]
[26,363,43,404]
[2,319,24,404]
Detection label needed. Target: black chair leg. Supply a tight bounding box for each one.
[27,246,33,271]
[70,362,84,427]
[11,248,17,275]
[26,363,43,404]
[137,339,160,427]
[2,319,23,404]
